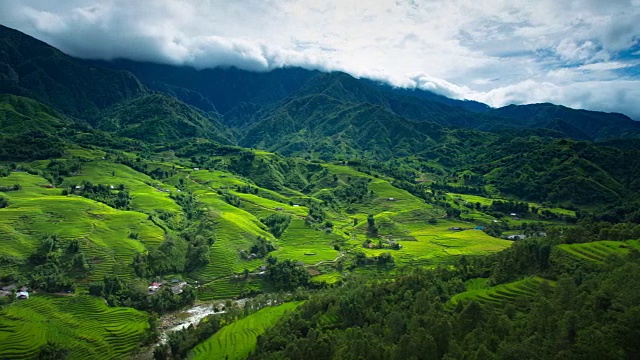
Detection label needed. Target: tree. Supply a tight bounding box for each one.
[367,214,378,235]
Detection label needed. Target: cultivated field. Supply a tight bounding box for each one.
[449,276,555,307]
[190,302,303,360]
[556,240,640,263]
[0,295,149,359]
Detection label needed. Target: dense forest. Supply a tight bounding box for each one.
[251,232,640,360]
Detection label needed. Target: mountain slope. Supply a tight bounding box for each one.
[488,103,640,141]
[239,94,449,160]
[99,93,235,144]
[0,94,70,160]
[0,25,145,119]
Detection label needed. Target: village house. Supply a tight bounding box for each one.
[148,281,163,293]
[507,234,527,241]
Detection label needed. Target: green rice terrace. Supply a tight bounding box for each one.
[556,240,640,263]
[0,295,149,359]
[0,146,584,358]
[449,276,556,307]
[0,149,570,292]
[191,301,303,360]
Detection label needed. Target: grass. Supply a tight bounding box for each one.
[449,276,555,307]
[190,301,303,360]
[0,294,149,359]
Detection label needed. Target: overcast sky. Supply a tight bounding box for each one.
[1,0,639,119]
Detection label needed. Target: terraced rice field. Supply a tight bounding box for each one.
[62,161,181,214]
[365,221,511,267]
[233,191,308,217]
[190,302,303,360]
[556,240,640,263]
[447,193,576,217]
[0,295,149,359]
[0,172,164,281]
[193,193,272,284]
[273,219,342,265]
[449,276,554,307]
[197,277,267,301]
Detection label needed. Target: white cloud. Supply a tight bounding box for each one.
[0,0,638,118]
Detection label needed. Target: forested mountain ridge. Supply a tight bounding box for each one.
[92,55,640,142]
[0,25,145,119]
[488,103,640,141]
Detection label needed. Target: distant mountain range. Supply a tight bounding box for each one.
[2,23,640,206]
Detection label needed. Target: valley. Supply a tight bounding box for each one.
[1,23,639,359]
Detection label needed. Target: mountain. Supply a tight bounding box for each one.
[488,103,640,141]
[0,25,237,145]
[1,24,640,206]
[0,94,70,160]
[98,93,235,144]
[0,25,145,120]
[86,59,320,114]
[239,94,445,159]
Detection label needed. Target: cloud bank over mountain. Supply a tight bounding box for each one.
[1,0,639,118]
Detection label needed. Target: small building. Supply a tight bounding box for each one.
[1,285,17,292]
[448,227,463,231]
[367,243,376,249]
[292,204,300,207]
[16,291,29,299]
[148,281,163,293]
[258,265,267,271]
[275,207,284,211]
[193,168,200,171]
[510,213,518,217]
[0,290,11,298]
[171,282,188,295]
[507,234,527,241]
[387,197,395,201]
